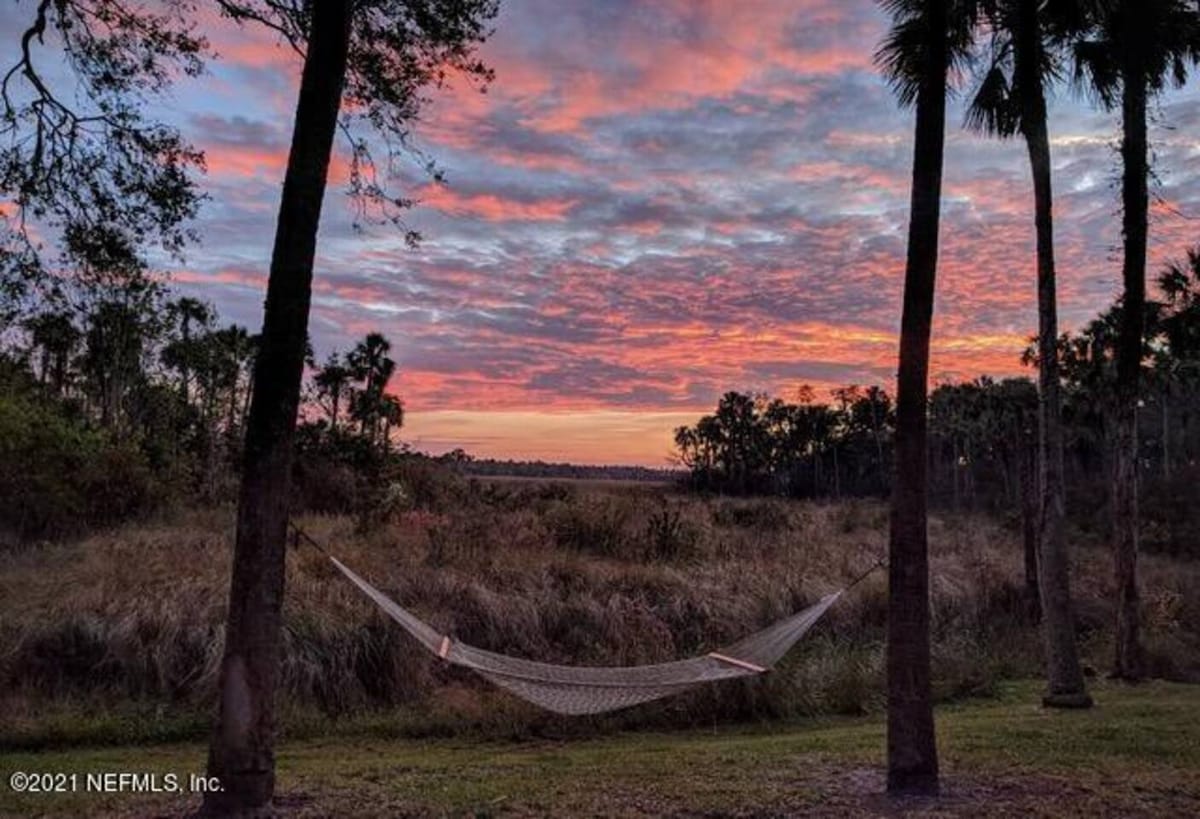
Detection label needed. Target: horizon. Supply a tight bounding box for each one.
[13,0,1200,466]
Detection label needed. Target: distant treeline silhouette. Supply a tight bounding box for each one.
[448,453,681,483]
[675,255,1200,553]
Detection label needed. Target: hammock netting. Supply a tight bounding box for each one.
[330,556,842,715]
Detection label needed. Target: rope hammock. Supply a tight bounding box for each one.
[295,526,876,716]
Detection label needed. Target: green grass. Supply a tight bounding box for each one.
[2,679,1198,817]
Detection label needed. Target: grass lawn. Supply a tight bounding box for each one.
[2,679,1198,817]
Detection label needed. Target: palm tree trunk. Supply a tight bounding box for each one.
[203,2,353,813]
[1111,63,1148,681]
[1016,0,1090,708]
[886,0,945,795]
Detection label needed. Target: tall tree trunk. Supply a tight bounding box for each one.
[887,0,945,794]
[226,380,241,462]
[1016,0,1090,707]
[240,366,254,430]
[1111,62,1147,681]
[181,319,191,407]
[203,3,353,813]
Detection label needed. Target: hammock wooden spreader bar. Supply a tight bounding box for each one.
[705,652,769,673]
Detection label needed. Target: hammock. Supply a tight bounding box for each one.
[327,554,846,716]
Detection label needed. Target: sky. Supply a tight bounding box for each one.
[11,0,1200,466]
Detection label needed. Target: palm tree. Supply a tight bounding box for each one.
[166,297,211,406]
[25,310,80,395]
[348,332,396,397]
[864,385,890,481]
[348,333,397,443]
[82,300,150,435]
[212,324,255,445]
[378,393,404,452]
[314,353,354,432]
[1075,0,1200,680]
[875,0,977,794]
[965,0,1092,707]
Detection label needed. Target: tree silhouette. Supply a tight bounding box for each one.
[24,310,80,395]
[1157,249,1200,474]
[164,297,212,406]
[377,392,405,453]
[314,353,354,433]
[211,324,257,450]
[1075,0,1200,680]
[80,299,149,434]
[0,1,205,321]
[876,0,978,794]
[197,3,498,811]
[966,0,1093,708]
[347,332,398,446]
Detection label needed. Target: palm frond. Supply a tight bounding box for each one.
[875,14,928,108]
[1159,263,1190,301]
[1075,1,1200,104]
[875,0,984,108]
[965,64,1019,135]
[1073,38,1120,109]
[948,0,986,78]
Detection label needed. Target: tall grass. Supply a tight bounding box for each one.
[2,482,1198,745]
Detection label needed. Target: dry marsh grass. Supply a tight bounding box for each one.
[2,482,1198,747]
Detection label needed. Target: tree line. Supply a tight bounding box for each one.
[3,0,1199,808]
[676,251,1200,512]
[0,274,409,538]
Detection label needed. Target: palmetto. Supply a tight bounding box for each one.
[874,0,979,795]
[1074,0,1200,680]
[965,0,1092,707]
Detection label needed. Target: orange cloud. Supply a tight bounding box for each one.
[412,183,577,222]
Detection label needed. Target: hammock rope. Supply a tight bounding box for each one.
[292,523,881,716]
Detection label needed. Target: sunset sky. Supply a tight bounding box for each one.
[16,1,1200,465]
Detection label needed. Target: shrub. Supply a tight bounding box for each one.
[546,495,635,557]
[0,391,158,542]
[642,499,702,561]
[1140,467,1200,557]
[291,429,470,524]
[711,499,790,531]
